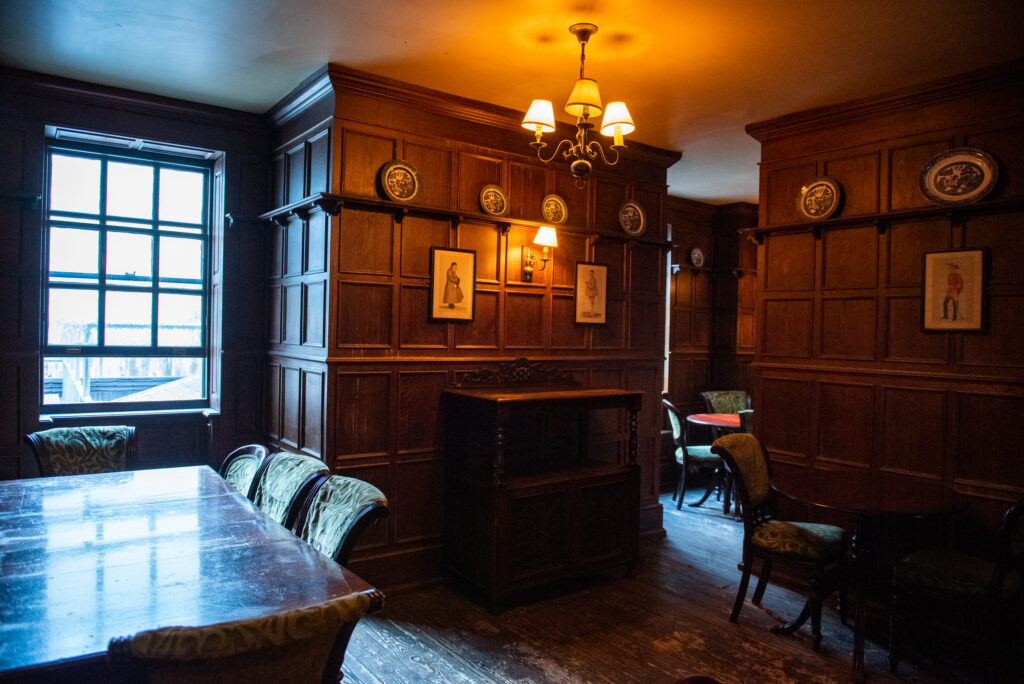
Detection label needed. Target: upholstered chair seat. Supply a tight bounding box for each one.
[294,475,389,565]
[107,591,373,684]
[250,452,330,529]
[751,520,846,559]
[25,425,137,477]
[219,444,269,500]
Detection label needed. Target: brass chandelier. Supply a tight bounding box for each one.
[521,23,635,184]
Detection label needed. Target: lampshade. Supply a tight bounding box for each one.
[600,102,635,136]
[533,225,558,247]
[564,78,603,118]
[522,99,556,132]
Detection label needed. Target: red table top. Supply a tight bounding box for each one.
[686,413,741,429]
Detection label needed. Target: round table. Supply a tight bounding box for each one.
[685,412,740,430]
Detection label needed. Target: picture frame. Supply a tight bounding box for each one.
[922,249,984,332]
[574,262,607,324]
[430,247,476,322]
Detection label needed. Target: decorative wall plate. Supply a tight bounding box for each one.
[541,194,568,224]
[478,184,509,217]
[378,160,420,202]
[798,177,842,221]
[689,247,705,268]
[920,147,998,205]
[618,200,646,236]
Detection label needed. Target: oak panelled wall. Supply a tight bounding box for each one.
[262,65,681,589]
[746,60,1024,547]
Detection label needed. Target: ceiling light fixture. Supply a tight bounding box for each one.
[522,23,634,186]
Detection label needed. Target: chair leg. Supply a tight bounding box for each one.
[676,463,689,510]
[673,463,684,503]
[888,578,903,674]
[730,551,752,623]
[810,597,823,652]
[752,559,772,606]
[689,471,716,507]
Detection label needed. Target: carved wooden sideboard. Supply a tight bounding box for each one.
[443,359,642,611]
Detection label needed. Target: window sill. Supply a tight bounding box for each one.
[40,408,219,423]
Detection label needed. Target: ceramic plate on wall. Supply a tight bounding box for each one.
[920,147,998,205]
[541,194,568,224]
[618,200,646,236]
[798,177,841,221]
[379,160,421,202]
[479,184,509,217]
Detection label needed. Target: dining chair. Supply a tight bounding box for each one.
[250,451,331,530]
[700,390,751,415]
[107,591,373,684]
[219,444,270,500]
[24,425,137,477]
[663,398,726,511]
[293,474,389,565]
[889,498,1024,675]
[711,432,847,651]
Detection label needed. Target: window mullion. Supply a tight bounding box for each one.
[97,158,108,349]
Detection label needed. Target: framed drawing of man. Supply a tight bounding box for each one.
[574,262,607,324]
[922,249,984,332]
[430,247,476,322]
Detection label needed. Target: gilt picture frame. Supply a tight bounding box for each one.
[922,249,984,332]
[430,247,476,322]
[574,262,607,325]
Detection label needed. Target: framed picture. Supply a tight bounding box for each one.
[922,249,984,332]
[574,262,607,324]
[430,247,475,322]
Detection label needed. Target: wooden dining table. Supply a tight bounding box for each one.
[0,465,382,682]
[685,412,741,431]
[771,468,956,681]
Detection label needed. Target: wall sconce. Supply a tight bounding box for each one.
[521,226,558,282]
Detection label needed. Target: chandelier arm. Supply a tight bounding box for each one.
[535,138,575,165]
[586,140,621,166]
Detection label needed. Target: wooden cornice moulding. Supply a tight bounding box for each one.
[745,58,1024,143]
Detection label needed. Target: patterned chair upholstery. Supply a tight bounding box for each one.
[25,425,137,477]
[107,591,373,684]
[294,475,389,565]
[250,452,330,530]
[219,444,269,500]
[700,390,751,415]
[711,432,847,651]
[889,498,1024,675]
[663,398,728,512]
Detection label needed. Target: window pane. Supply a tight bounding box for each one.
[105,291,152,345]
[48,289,98,345]
[107,162,154,219]
[159,169,204,224]
[159,236,202,289]
[158,293,202,346]
[50,155,100,214]
[43,356,206,405]
[49,227,99,284]
[107,232,153,287]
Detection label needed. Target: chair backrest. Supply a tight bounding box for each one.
[711,433,774,528]
[24,425,137,477]
[738,409,754,433]
[700,390,750,414]
[251,451,330,529]
[107,591,372,684]
[219,444,269,499]
[996,498,1024,587]
[294,475,389,565]
[662,398,683,446]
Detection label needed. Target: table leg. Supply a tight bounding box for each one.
[850,515,870,682]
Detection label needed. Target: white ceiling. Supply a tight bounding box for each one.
[2,0,1023,204]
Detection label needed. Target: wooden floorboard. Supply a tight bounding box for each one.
[342,491,1002,683]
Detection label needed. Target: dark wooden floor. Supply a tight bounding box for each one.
[341,490,1001,683]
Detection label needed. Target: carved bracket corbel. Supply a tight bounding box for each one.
[738,227,762,245]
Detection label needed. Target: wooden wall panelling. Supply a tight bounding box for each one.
[593,178,628,233]
[816,380,874,468]
[340,128,396,198]
[821,151,880,217]
[553,172,591,228]
[458,220,501,284]
[458,150,504,215]
[552,230,587,289]
[633,183,666,242]
[880,385,946,478]
[886,136,956,211]
[764,162,817,226]
[453,290,500,350]
[285,140,307,205]
[405,140,454,209]
[954,391,1024,495]
[401,215,451,277]
[505,291,546,350]
[308,128,331,196]
[760,376,813,465]
[509,161,546,222]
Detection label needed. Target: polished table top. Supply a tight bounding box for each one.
[685,412,741,430]
[0,465,379,677]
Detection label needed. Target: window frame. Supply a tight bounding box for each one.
[41,139,214,413]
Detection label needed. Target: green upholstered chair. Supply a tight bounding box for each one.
[889,498,1024,675]
[700,390,751,415]
[711,433,847,651]
[219,444,270,500]
[25,425,137,477]
[107,591,373,684]
[663,398,727,511]
[250,452,330,530]
[293,474,389,565]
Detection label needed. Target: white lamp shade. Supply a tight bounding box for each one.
[564,78,603,118]
[600,102,635,136]
[522,99,556,131]
[533,225,558,247]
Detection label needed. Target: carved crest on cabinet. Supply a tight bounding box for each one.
[454,357,578,388]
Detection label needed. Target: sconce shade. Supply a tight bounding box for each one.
[565,78,603,118]
[522,99,556,132]
[600,102,634,136]
[533,225,559,247]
